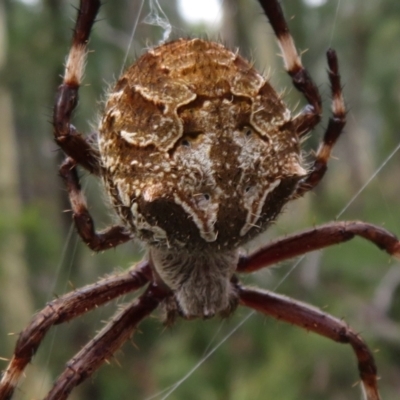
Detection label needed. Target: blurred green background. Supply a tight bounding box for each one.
[1,0,400,399]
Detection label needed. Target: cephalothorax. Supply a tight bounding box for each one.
[1,1,400,399]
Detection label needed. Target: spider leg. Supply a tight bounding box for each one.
[258,0,322,134]
[44,283,167,400]
[258,1,346,194]
[238,285,381,400]
[0,261,151,400]
[237,221,400,273]
[53,0,101,175]
[295,50,346,196]
[60,157,131,251]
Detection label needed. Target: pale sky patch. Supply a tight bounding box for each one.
[303,0,328,7]
[177,0,222,26]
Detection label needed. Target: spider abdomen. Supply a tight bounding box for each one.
[98,38,306,251]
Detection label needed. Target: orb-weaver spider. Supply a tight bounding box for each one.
[1,1,399,399]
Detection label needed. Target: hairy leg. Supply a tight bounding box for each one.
[258,0,322,134]
[237,221,400,273]
[258,0,346,193]
[44,283,167,400]
[60,157,131,251]
[0,261,151,400]
[53,0,101,174]
[295,50,346,196]
[239,285,381,400]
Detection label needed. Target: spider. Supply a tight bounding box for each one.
[1,0,399,399]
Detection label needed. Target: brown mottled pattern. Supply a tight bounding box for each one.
[99,38,305,251]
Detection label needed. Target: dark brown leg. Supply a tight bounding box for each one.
[0,261,151,400]
[295,50,346,196]
[258,0,322,134]
[238,221,400,273]
[60,157,131,251]
[44,283,167,400]
[53,0,101,174]
[238,285,381,400]
[258,0,346,193]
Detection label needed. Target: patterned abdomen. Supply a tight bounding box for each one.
[98,38,305,251]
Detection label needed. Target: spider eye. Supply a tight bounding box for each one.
[244,127,252,136]
[181,139,190,147]
[193,193,211,209]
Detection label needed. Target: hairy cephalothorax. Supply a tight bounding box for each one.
[150,247,240,319]
[1,1,400,399]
